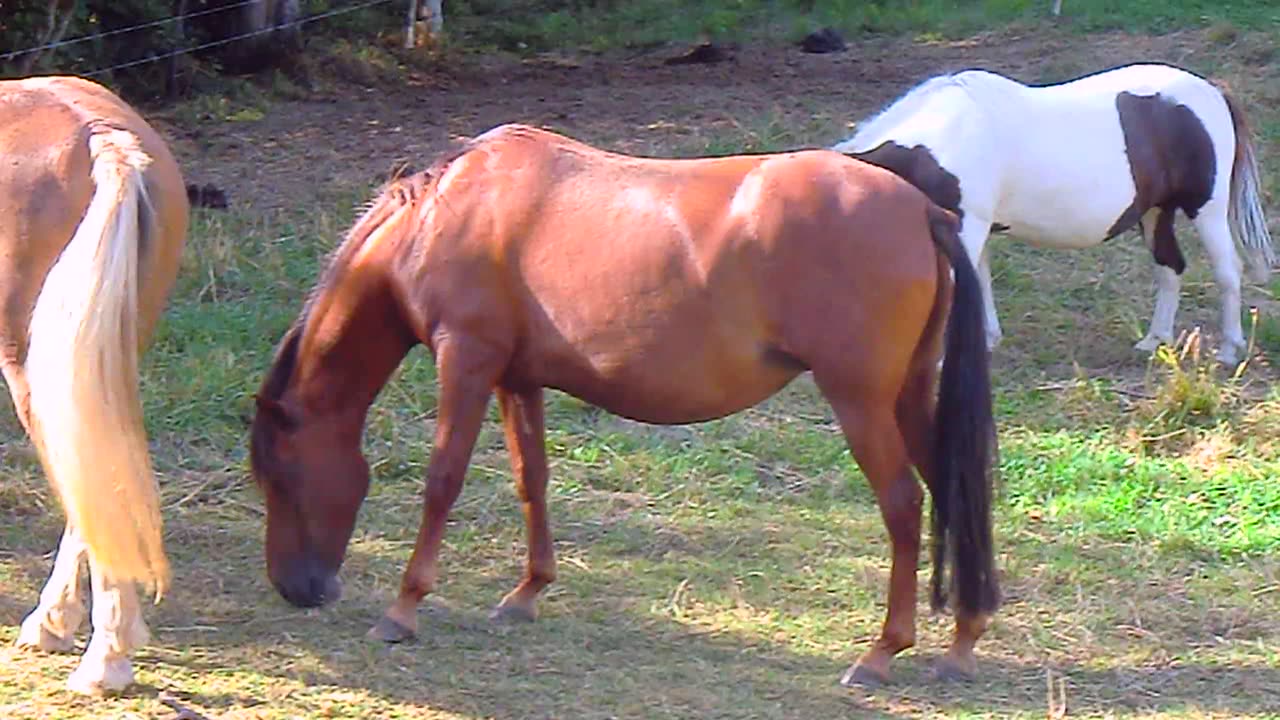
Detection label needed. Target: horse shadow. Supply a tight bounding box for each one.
[6,482,1276,720]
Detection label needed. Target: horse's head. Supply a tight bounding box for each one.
[249,330,370,608]
[248,157,460,609]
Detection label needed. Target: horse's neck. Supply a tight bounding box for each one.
[844,76,964,150]
[291,270,415,422]
[841,71,1024,153]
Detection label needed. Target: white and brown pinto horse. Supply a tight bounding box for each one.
[1,76,187,694]
[835,63,1275,365]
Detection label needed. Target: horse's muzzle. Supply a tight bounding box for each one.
[273,562,343,608]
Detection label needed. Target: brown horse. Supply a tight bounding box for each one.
[1,76,187,694]
[250,123,1000,685]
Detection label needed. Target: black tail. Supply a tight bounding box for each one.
[925,205,1001,618]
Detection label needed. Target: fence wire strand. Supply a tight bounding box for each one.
[3,0,396,76]
[1,0,262,62]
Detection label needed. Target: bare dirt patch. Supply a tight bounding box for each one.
[159,24,1280,382]
[162,27,1251,216]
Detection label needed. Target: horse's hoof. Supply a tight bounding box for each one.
[15,620,76,653]
[66,655,133,696]
[933,657,976,683]
[367,616,416,643]
[489,603,537,624]
[1134,335,1167,353]
[1216,345,1245,368]
[839,663,888,688]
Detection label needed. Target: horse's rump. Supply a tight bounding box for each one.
[0,76,189,595]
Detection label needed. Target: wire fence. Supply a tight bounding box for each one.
[3,0,398,77]
[0,0,262,63]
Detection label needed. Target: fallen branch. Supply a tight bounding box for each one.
[1032,381,1153,399]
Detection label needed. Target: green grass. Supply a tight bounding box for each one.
[5,9,1280,720]
[443,0,1280,52]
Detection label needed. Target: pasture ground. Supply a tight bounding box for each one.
[3,18,1280,720]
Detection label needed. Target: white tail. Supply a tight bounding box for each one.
[1224,92,1276,285]
[25,125,169,598]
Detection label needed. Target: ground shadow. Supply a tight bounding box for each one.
[6,483,1277,719]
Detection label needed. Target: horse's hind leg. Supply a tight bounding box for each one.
[1135,209,1183,353]
[491,387,557,623]
[16,525,88,653]
[1194,205,1248,365]
[818,383,922,687]
[5,360,88,652]
[65,559,150,695]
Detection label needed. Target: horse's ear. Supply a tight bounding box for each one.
[254,394,299,433]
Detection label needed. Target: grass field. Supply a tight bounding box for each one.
[440,0,1280,52]
[3,3,1280,718]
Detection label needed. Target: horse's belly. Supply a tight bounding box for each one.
[996,160,1137,247]
[992,104,1139,247]
[536,335,799,426]
[999,197,1133,248]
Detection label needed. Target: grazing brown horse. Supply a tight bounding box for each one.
[1,76,187,694]
[250,123,1000,685]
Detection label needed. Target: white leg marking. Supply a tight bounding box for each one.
[1136,210,1179,353]
[17,526,88,653]
[426,0,444,34]
[976,246,1002,349]
[1135,265,1181,352]
[1195,210,1247,365]
[66,560,150,696]
[959,214,1000,350]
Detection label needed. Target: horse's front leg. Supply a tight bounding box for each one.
[490,386,556,623]
[65,562,150,696]
[958,215,999,350]
[1135,209,1181,353]
[424,0,444,35]
[369,335,504,642]
[17,524,88,653]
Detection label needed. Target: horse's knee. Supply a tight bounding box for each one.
[879,476,923,544]
[1213,267,1242,293]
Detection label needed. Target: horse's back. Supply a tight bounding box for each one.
[0,76,188,351]
[1049,63,1215,98]
[430,134,942,420]
[970,64,1233,243]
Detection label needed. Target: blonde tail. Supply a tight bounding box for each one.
[1224,91,1276,285]
[25,125,169,599]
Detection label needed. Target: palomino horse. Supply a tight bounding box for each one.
[834,63,1275,365]
[1,76,187,694]
[250,123,1000,684]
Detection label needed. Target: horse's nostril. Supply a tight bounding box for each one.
[275,573,326,609]
[308,576,320,600]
